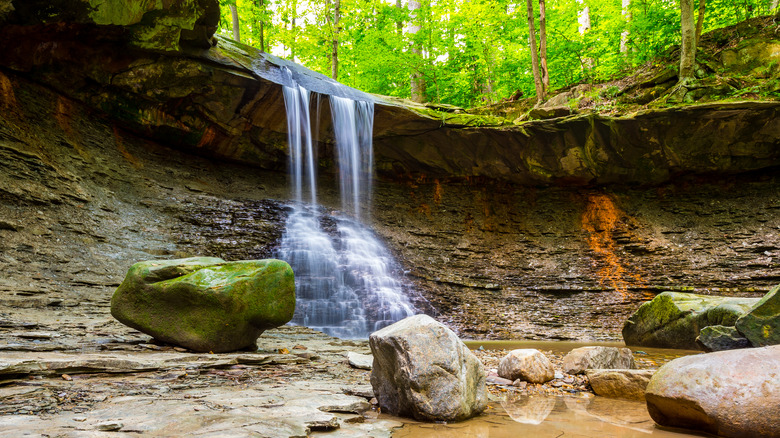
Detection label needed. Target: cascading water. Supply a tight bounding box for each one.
[277,67,416,338]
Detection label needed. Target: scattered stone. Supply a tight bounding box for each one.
[585,369,655,401]
[645,345,780,438]
[497,349,555,384]
[562,347,635,374]
[512,380,528,389]
[342,385,374,399]
[369,314,487,422]
[110,257,296,353]
[735,284,780,347]
[622,292,758,350]
[96,422,123,431]
[696,325,751,351]
[317,394,371,414]
[486,375,513,385]
[346,352,373,370]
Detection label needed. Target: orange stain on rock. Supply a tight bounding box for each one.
[0,72,18,110]
[581,193,644,295]
[112,126,143,169]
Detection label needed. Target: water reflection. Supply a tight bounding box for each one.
[394,396,710,438]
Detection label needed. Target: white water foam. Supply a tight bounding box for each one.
[278,67,415,338]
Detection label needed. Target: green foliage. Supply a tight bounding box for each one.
[215,0,777,108]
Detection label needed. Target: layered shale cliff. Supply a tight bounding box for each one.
[0,0,778,340]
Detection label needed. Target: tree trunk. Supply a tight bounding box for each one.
[408,0,426,103]
[679,0,696,82]
[256,0,265,52]
[620,0,631,53]
[527,0,544,104]
[332,0,340,80]
[578,5,590,35]
[291,0,297,61]
[396,0,403,36]
[538,0,549,94]
[229,3,241,43]
[772,0,780,13]
[695,0,706,44]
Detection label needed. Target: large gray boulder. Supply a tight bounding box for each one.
[497,349,555,384]
[645,345,780,438]
[111,257,296,353]
[735,284,780,347]
[369,315,487,422]
[562,346,635,375]
[622,292,758,350]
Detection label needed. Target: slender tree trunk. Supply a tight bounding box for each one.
[229,3,241,43]
[396,0,403,36]
[695,0,706,44]
[291,0,297,61]
[408,0,426,103]
[526,0,544,104]
[620,0,631,53]
[772,0,780,13]
[256,0,265,52]
[332,0,340,80]
[679,0,696,82]
[539,0,549,95]
[578,5,590,35]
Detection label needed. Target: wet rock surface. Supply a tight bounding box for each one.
[646,345,780,438]
[562,347,635,375]
[735,284,780,347]
[586,369,655,401]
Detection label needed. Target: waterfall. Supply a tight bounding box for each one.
[277,67,416,338]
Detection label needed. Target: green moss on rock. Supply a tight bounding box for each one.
[111,257,296,352]
[735,284,780,347]
[622,292,758,350]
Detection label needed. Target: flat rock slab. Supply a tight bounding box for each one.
[347,352,373,370]
[585,369,655,401]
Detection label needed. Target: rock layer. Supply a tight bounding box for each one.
[111,257,296,352]
[369,315,487,422]
[645,345,780,438]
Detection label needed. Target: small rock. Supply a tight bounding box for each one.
[73,416,87,422]
[497,349,555,384]
[346,352,373,370]
[554,372,564,379]
[562,346,635,375]
[486,375,513,385]
[512,379,528,389]
[96,422,123,431]
[586,369,655,401]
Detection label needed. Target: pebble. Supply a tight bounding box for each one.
[96,422,123,431]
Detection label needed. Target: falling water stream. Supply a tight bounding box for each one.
[277,68,415,338]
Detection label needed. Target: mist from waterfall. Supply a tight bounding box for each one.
[277,68,415,338]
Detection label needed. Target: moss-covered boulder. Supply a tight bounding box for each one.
[111,257,296,353]
[696,325,751,352]
[622,292,758,350]
[735,284,780,347]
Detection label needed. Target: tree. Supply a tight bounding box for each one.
[229,2,241,43]
[679,0,696,82]
[527,0,544,103]
[695,0,707,44]
[539,0,549,92]
[773,0,780,13]
[327,0,341,80]
[408,0,426,103]
[256,0,265,52]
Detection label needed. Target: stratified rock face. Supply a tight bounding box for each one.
[622,292,758,350]
[645,346,780,438]
[497,349,555,384]
[369,314,487,422]
[562,347,635,375]
[4,0,219,51]
[586,369,655,401]
[696,325,751,351]
[111,257,296,353]
[736,284,780,347]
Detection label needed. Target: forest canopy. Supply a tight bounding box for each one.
[216,0,779,108]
